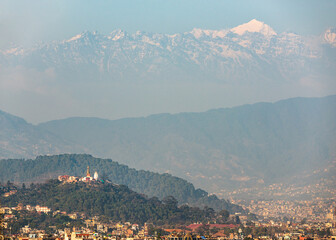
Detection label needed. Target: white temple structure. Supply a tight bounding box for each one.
[94,171,98,180]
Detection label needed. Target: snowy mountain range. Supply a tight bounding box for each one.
[1,19,335,84]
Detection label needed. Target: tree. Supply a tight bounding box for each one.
[6,180,11,190]
[218,209,230,223]
[100,171,110,182]
[300,218,307,224]
[162,196,178,209]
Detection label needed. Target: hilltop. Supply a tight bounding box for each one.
[0,179,236,225]
[0,154,243,213]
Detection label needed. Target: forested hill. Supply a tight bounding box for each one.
[0,179,233,225]
[0,154,243,213]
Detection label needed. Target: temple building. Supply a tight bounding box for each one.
[81,166,94,182]
[94,171,99,180]
[58,166,98,183]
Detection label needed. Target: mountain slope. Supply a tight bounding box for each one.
[0,110,86,158]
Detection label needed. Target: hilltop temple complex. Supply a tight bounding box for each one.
[58,166,99,183]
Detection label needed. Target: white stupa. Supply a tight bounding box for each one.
[94,171,99,180]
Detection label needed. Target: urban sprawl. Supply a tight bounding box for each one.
[1,168,335,240]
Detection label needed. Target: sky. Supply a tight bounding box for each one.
[0,0,336,123]
[1,0,336,48]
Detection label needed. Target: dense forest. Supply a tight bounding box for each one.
[0,179,234,225]
[0,154,244,213]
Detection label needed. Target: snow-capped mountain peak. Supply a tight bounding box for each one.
[66,31,98,42]
[324,27,336,47]
[108,29,126,41]
[190,28,206,38]
[190,28,228,39]
[67,34,83,42]
[231,19,277,37]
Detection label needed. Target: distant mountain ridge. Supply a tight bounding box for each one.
[0,110,86,158]
[0,95,335,195]
[1,19,335,85]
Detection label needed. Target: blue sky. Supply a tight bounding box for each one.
[1,0,335,47]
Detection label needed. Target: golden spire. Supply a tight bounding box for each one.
[86,166,90,177]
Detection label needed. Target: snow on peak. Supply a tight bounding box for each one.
[66,31,98,42]
[324,27,336,47]
[2,47,24,55]
[108,29,126,41]
[67,34,83,42]
[190,28,205,38]
[231,19,277,36]
[190,28,228,39]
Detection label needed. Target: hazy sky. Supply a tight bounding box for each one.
[1,0,335,48]
[0,0,336,123]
